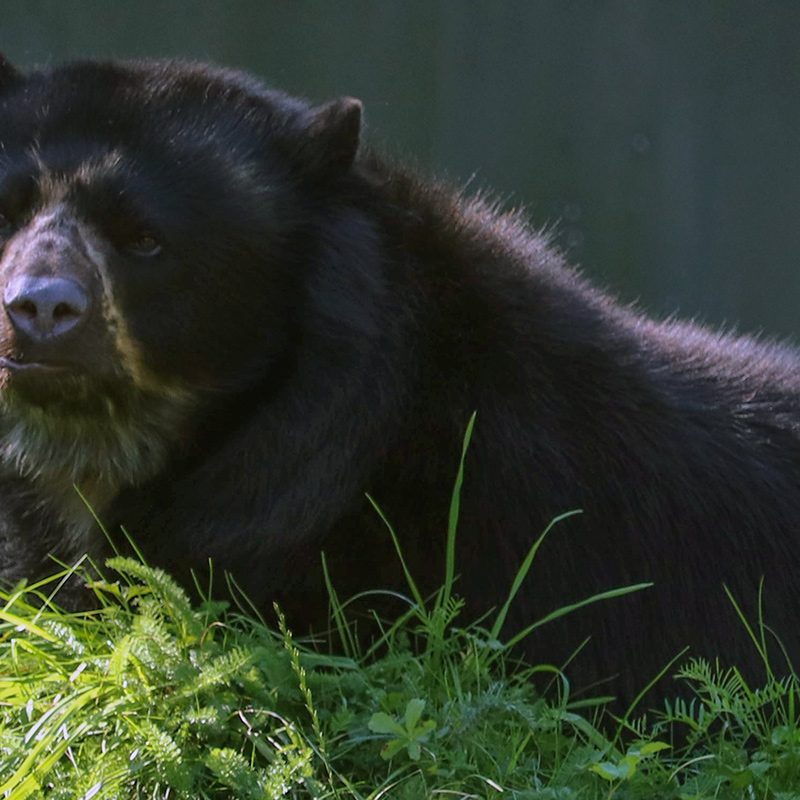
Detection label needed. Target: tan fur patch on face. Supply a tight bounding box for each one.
[31,146,67,209]
[74,151,124,184]
[78,224,149,387]
[75,218,192,403]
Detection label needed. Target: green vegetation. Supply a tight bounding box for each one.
[1,418,799,798]
[1,555,800,798]
[2,556,799,798]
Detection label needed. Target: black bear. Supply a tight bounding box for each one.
[1,54,799,708]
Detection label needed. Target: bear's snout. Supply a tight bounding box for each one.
[4,275,91,343]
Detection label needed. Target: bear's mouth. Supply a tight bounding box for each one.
[0,356,72,375]
[0,355,94,410]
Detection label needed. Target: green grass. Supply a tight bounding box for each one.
[1,417,799,798]
[2,556,800,798]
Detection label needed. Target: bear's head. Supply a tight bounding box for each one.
[0,55,362,487]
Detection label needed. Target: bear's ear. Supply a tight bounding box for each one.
[294,96,362,180]
[0,54,21,90]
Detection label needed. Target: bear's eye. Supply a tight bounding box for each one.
[125,231,163,258]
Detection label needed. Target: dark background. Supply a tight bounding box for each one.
[2,1,799,338]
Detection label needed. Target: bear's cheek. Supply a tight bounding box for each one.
[109,267,290,393]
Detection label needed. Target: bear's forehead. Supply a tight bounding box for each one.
[0,67,295,211]
[0,61,299,160]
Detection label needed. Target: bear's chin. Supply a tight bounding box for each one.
[0,376,196,489]
[0,363,99,414]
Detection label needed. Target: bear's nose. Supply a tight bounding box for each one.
[3,276,91,341]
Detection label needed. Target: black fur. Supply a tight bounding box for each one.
[1,56,800,708]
